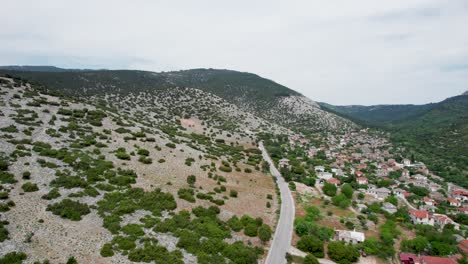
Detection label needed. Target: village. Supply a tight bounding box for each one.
[266,129,467,264]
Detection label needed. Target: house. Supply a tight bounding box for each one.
[368,187,391,200]
[278,158,290,168]
[327,178,341,186]
[402,159,411,167]
[334,230,365,244]
[401,169,410,177]
[355,170,364,176]
[317,172,333,182]
[458,207,468,215]
[452,190,468,202]
[400,253,459,264]
[383,202,397,214]
[314,166,325,172]
[458,239,468,253]
[409,210,434,226]
[356,177,368,185]
[433,214,459,230]
[394,188,405,198]
[423,197,434,206]
[447,198,461,207]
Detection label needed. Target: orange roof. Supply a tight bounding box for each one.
[421,255,458,264]
[447,198,459,203]
[409,209,429,219]
[327,178,340,184]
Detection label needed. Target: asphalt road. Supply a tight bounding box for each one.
[259,142,295,264]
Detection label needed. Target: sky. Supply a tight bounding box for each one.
[1,0,468,105]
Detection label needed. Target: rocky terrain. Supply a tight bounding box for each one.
[0,76,288,263]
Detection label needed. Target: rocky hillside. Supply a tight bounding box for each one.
[0,67,356,133]
[0,76,282,263]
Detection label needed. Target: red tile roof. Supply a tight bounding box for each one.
[409,209,429,219]
[327,178,340,184]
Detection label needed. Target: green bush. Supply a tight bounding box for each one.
[21,182,39,192]
[0,251,27,264]
[297,236,324,258]
[46,199,90,221]
[178,188,196,203]
[229,190,238,198]
[42,188,61,200]
[327,241,360,263]
[219,165,232,172]
[166,143,176,149]
[100,243,114,257]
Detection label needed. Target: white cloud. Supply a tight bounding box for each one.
[1,0,467,104]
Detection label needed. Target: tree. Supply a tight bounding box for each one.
[357,193,365,200]
[258,224,272,243]
[297,235,324,258]
[327,241,360,263]
[332,194,351,209]
[186,175,196,186]
[303,254,319,264]
[322,183,337,197]
[341,184,353,199]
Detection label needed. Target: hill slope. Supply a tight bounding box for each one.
[0,76,280,263]
[321,95,468,187]
[0,68,356,132]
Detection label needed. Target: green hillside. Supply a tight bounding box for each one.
[322,95,468,187]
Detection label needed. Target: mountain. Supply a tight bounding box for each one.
[0,67,356,133]
[0,74,282,263]
[321,95,468,187]
[0,65,88,72]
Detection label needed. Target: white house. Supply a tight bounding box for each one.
[314,166,325,172]
[318,172,333,181]
[356,177,368,185]
[334,230,365,244]
[278,158,290,168]
[367,187,391,200]
[403,159,411,167]
[409,210,434,226]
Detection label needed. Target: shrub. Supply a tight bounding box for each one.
[166,142,176,149]
[178,188,195,203]
[244,168,252,173]
[297,236,324,258]
[100,243,114,257]
[21,182,39,192]
[219,165,232,172]
[187,175,196,186]
[322,183,337,197]
[46,199,90,221]
[244,223,258,237]
[137,149,149,156]
[229,190,238,198]
[22,171,31,179]
[41,188,60,200]
[304,254,319,264]
[258,224,272,243]
[327,241,360,263]
[0,251,27,264]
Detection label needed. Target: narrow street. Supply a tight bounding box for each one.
[259,142,295,264]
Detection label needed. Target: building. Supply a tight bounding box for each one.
[458,239,468,253]
[334,230,365,244]
[367,187,391,200]
[317,172,333,182]
[447,198,461,207]
[278,158,290,168]
[356,177,368,185]
[327,178,340,186]
[400,253,459,264]
[402,159,411,167]
[409,210,434,226]
[433,214,459,230]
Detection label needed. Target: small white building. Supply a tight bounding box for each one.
[318,172,333,181]
[409,210,434,226]
[334,230,365,244]
[278,158,290,168]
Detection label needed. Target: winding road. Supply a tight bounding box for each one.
[259,142,295,264]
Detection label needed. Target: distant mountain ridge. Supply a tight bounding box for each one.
[0,66,355,132]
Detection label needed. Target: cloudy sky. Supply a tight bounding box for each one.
[1,0,467,105]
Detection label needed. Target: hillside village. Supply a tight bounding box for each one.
[263,129,467,264]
